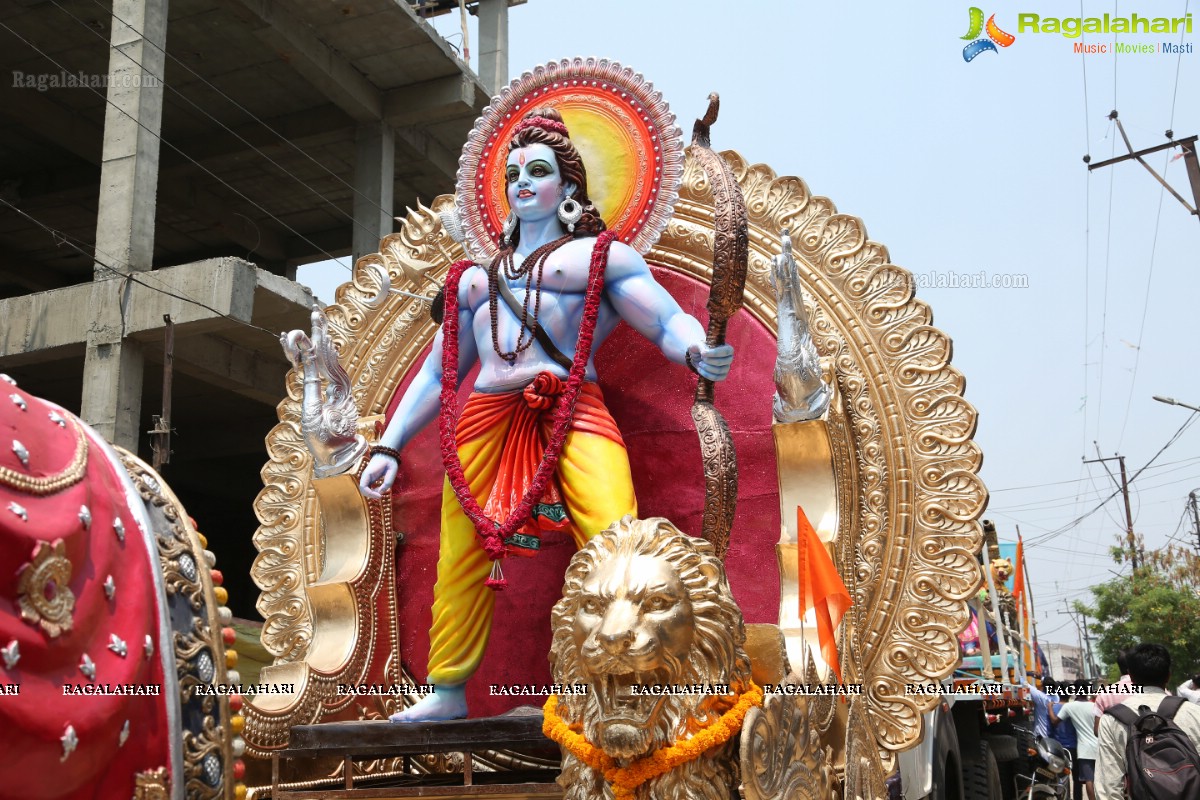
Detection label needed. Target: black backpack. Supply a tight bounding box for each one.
[1105,695,1200,799]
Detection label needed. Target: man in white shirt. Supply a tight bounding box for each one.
[1179,674,1200,705]
[1052,693,1099,800]
[1095,643,1200,800]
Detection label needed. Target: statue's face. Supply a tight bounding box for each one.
[505,143,564,222]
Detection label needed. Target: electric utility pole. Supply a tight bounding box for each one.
[1085,110,1200,225]
[1190,491,1200,554]
[1084,449,1140,570]
[1062,601,1098,681]
[1080,610,1098,680]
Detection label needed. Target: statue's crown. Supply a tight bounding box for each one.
[511,115,569,138]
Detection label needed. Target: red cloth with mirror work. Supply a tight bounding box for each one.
[0,386,173,799]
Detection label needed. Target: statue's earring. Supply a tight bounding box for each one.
[557,196,583,233]
[501,211,517,246]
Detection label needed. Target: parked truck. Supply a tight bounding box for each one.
[900,520,1050,800]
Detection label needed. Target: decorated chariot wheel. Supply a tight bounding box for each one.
[0,376,246,799]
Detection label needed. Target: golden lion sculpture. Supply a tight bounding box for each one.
[987,557,1017,625]
[547,516,755,800]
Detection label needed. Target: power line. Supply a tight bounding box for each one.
[0,197,282,342]
[1167,0,1191,132]
[1025,411,1200,547]
[1095,119,1117,442]
[1079,0,1093,464]
[46,0,387,251]
[1165,503,1190,546]
[0,18,350,270]
[1116,154,1171,450]
[1101,0,1119,455]
[79,0,396,225]
[1112,0,1119,110]
[1086,453,1136,530]
[988,458,1200,508]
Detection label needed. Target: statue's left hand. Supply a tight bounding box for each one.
[688,343,735,382]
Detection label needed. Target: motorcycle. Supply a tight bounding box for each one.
[1015,734,1073,799]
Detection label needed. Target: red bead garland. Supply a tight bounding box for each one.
[438,232,615,588]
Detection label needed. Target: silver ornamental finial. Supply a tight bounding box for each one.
[103,575,116,601]
[280,305,369,478]
[9,394,27,411]
[11,440,29,467]
[113,517,125,543]
[0,374,15,386]
[48,410,66,428]
[7,502,27,522]
[119,720,130,747]
[79,653,96,681]
[78,505,91,530]
[438,208,475,261]
[770,228,831,423]
[108,634,127,658]
[144,635,154,659]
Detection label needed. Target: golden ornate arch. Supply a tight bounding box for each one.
[245,150,986,771]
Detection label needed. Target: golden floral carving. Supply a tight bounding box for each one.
[242,468,398,756]
[16,539,74,638]
[133,767,169,800]
[843,698,888,800]
[739,670,840,800]
[671,152,985,766]
[250,151,985,775]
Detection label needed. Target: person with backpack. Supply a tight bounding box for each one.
[1096,643,1200,799]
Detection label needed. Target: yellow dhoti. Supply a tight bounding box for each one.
[426,379,637,685]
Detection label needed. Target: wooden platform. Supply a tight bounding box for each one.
[271,711,562,799]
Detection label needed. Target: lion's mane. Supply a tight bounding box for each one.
[549,516,753,800]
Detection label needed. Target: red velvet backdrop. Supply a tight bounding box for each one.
[388,268,781,716]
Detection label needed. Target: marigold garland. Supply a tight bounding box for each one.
[438,232,615,585]
[542,682,763,799]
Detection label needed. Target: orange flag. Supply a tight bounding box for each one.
[796,505,852,682]
[1011,535,1025,612]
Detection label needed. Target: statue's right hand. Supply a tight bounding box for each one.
[359,454,400,500]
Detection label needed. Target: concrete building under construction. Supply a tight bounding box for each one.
[0,0,518,618]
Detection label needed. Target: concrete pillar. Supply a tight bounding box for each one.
[477,0,508,96]
[352,121,395,265]
[82,0,168,447]
[93,0,168,275]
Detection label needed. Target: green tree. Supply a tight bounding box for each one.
[1080,537,1200,683]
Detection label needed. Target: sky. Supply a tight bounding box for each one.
[298,0,1200,659]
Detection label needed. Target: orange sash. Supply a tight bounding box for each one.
[456,374,624,554]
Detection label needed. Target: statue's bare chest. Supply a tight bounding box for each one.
[462,241,598,313]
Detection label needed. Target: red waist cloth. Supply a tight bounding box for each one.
[456,376,623,551]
